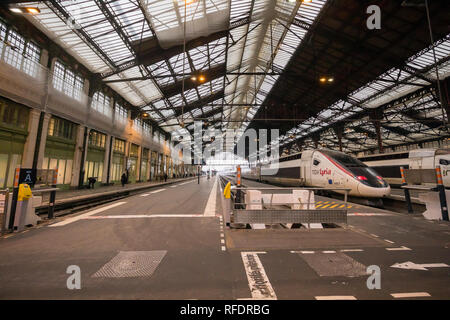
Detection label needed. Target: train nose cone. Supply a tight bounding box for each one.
[357,183,391,198]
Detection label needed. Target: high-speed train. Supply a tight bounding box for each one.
[357,148,450,188]
[243,149,390,198]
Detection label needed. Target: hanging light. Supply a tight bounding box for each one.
[9,6,40,14]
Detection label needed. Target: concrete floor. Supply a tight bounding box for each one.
[1,177,449,300]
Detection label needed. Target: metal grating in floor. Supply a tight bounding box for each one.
[297,252,367,277]
[92,251,167,278]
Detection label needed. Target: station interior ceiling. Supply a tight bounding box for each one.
[5,0,450,157]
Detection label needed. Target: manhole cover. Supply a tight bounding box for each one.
[92,251,167,278]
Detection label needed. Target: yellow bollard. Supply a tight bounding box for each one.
[224,182,231,199]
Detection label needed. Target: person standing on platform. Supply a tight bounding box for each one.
[121,172,127,187]
[164,172,168,182]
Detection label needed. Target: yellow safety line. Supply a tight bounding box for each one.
[330,204,339,208]
[316,204,323,208]
[322,201,330,204]
[339,204,346,208]
[347,205,353,208]
[317,201,322,204]
[321,204,331,208]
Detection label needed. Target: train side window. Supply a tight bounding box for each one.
[440,159,448,165]
[313,159,320,166]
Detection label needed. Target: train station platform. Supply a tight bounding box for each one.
[0,176,449,300]
[34,177,198,217]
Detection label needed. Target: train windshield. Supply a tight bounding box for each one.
[321,150,367,168]
[321,150,388,188]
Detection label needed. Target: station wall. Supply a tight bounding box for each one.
[0,17,194,189]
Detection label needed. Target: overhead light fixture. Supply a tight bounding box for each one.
[9,8,22,13]
[191,76,197,81]
[9,6,41,15]
[320,76,334,83]
[198,75,206,82]
[142,112,149,118]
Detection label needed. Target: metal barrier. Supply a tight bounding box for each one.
[400,167,449,221]
[218,175,350,227]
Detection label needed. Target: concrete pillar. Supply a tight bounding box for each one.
[136,144,141,182]
[124,140,130,178]
[101,134,111,184]
[36,113,51,169]
[21,109,41,168]
[40,49,49,68]
[71,125,89,187]
[107,136,115,184]
[146,156,151,181]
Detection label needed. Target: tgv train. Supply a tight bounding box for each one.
[357,148,450,187]
[243,149,391,198]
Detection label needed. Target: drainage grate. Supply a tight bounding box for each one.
[92,251,167,278]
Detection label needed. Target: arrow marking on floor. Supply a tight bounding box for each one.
[391,261,449,271]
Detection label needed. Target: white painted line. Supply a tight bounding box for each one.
[292,251,315,254]
[386,246,412,251]
[315,296,357,300]
[221,246,226,251]
[140,193,150,197]
[179,181,194,186]
[220,233,224,237]
[391,292,431,298]
[83,214,205,219]
[340,249,364,252]
[370,234,379,238]
[384,239,395,244]
[322,250,336,254]
[221,239,225,244]
[241,252,277,300]
[203,178,218,216]
[170,185,178,188]
[49,202,127,227]
[150,189,166,194]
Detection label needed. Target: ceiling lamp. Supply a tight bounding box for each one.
[9,6,40,14]
[320,76,334,83]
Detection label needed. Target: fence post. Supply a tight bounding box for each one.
[8,168,21,230]
[436,167,449,221]
[236,165,242,209]
[48,169,58,219]
[400,166,413,214]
